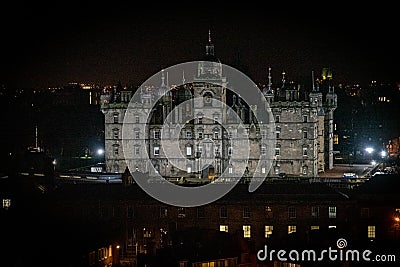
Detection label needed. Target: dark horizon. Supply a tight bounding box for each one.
[1,4,399,89]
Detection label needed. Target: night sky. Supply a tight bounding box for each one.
[1,3,399,89]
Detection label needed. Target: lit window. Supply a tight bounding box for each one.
[2,199,11,210]
[303,147,308,156]
[243,225,251,238]
[220,206,227,218]
[265,226,273,238]
[333,134,339,145]
[154,146,160,156]
[329,225,336,229]
[228,167,233,174]
[311,206,319,218]
[274,166,280,174]
[311,226,320,230]
[288,225,297,234]
[329,206,337,218]
[243,207,250,218]
[220,225,228,233]
[288,206,296,219]
[154,130,161,139]
[261,145,267,155]
[368,226,376,239]
[186,146,192,156]
[187,166,191,173]
[261,167,266,174]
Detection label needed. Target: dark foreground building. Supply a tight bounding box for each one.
[1,174,400,267]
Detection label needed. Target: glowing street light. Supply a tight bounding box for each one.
[365,147,374,154]
[97,148,104,155]
[381,150,387,157]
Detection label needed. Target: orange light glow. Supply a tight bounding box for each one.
[395,217,400,222]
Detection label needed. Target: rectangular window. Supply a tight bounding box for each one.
[361,208,370,219]
[228,167,233,174]
[198,117,202,124]
[243,225,251,238]
[135,147,140,155]
[265,226,273,238]
[186,146,192,156]
[214,132,219,139]
[261,167,266,174]
[311,226,320,230]
[135,130,140,139]
[303,131,308,139]
[160,207,168,218]
[368,226,376,239]
[135,116,140,123]
[303,147,308,156]
[261,146,267,155]
[288,206,296,219]
[228,132,233,139]
[329,225,337,229]
[243,207,250,218]
[214,117,218,124]
[261,130,266,139]
[228,147,233,156]
[187,166,191,173]
[220,206,227,218]
[154,131,161,139]
[127,206,134,218]
[333,134,339,145]
[275,148,280,156]
[113,114,119,124]
[275,115,280,123]
[329,206,337,218]
[198,132,203,139]
[197,207,205,218]
[265,206,273,218]
[114,131,119,139]
[186,131,192,139]
[178,208,185,218]
[220,225,228,233]
[303,115,308,123]
[288,225,297,234]
[113,146,119,156]
[311,206,320,218]
[154,146,160,156]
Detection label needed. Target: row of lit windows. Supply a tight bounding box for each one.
[219,225,376,239]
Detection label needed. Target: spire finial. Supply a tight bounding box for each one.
[312,71,315,91]
[268,67,272,90]
[208,29,212,43]
[282,70,286,87]
[161,69,165,87]
[182,70,186,85]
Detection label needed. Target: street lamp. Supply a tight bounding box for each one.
[97,148,105,156]
[365,147,374,154]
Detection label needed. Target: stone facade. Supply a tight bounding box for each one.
[101,38,337,178]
